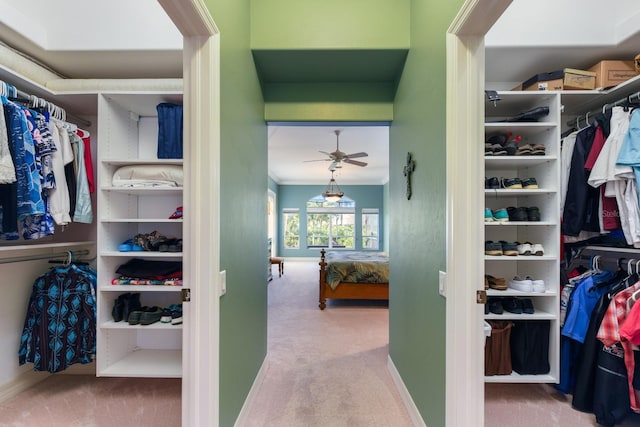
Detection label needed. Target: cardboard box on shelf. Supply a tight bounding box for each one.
[521,69,596,91]
[522,71,564,91]
[588,60,639,89]
[563,68,596,90]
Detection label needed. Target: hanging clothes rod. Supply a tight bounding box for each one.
[0,249,90,265]
[1,80,92,128]
[565,90,640,129]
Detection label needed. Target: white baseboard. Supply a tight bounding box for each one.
[234,355,270,427]
[388,356,427,427]
[0,370,50,404]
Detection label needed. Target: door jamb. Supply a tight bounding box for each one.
[157,1,221,426]
[445,1,511,426]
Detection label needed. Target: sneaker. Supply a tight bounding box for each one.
[521,298,535,314]
[502,297,523,314]
[501,177,523,189]
[484,208,495,222]
[521,178,539,189]
[516,242,533,256]
[500,241,519,256]
[492,208,509,222]
[530,144,546,155]
[531,243,545,256]
[487,298,504,315]
[169,206,183,219]
[492,144,507,156]
[485,143,494,156]
[485,177,500,189]
[509,276,533,292]
[526,276,546,293]
[527,206,541,221]
[171,304,183,325]
[507,206,528,221]
[485,241,503,256]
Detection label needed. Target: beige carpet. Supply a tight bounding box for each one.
[245,261,412,427]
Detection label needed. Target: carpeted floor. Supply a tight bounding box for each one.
[245,261,412,427]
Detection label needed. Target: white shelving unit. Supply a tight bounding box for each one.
[484,91,561,383]
[96,92,184,378]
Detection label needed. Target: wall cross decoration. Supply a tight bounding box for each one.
[403,152,415,200]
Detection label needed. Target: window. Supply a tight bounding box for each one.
[283,208,299,249]
[306,196,355,249]
[362,208,379,250]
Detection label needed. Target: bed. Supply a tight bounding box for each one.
[318,249,389,310]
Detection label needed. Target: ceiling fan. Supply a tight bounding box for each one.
[304,130,368,171]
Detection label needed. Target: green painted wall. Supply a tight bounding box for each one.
[251,0,409,49]
[388,1,464,426]
[276,184,384,257]
[203,1,268,426]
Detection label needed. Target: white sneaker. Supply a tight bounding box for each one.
[516,242,532,255]
[509,276,533,292]
[526,276,546,293]
[531,243,544,256]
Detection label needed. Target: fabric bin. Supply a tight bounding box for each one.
[485,320,513,376]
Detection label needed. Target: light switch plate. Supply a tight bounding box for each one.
[439,270,447,298]
[219,270,226,297]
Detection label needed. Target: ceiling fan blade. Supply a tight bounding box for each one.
[344,152,368,159]
[344,159,368,167]
[303,158,332,163]
[328,161,342,171]
[318,150,333,156]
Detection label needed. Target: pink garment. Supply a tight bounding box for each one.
[75,129,95,193]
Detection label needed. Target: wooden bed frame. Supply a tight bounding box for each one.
[318,249,389,310]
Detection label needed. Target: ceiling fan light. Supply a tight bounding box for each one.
[323,174,344,202]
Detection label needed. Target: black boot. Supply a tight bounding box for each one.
[112,293,130,322]
[122,293,142,321]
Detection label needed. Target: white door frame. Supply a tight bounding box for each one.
[445,1,511,426]
[157,1,221,426]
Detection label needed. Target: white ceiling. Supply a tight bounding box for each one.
[2,0,640,185]
[268,125,389,185]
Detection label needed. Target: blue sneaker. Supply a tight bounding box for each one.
[484,208,495,222]
[492,208,509,222]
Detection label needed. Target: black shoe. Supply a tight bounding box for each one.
[521,298,535,314]
[527,206,541,221]
[507,206,528,221]
[487,298,504,315]
[502,297,523,314]
[128,306,150,325]
[485,177,500,189]
[140,306,164,325]
[111,293,129,322]
[122,293,142,322]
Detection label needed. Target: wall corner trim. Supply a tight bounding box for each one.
[233,356,270,427]
[387,356,427,427]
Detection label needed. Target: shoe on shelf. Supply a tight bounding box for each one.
[521,298,535,314]
[507,206,528,221]
[500,241,519,256]
[515,144,533,156]
[516,242,533,256]
[112,293,129,322]
[169,206,183,219]
[527,206,541,221]
[492,208,509,222]
[485,241,503,256]
[509,276,533,292]
[492,144,507,156]
[486,275,507,290]
[485,143,494,156]
[502,297,523,314]
[171,305,183,325]
[526,276,546,293]
[485,177,500,189]
[486,132,512,146]
[487,298,504,315]
[531,243,545,256]
[118,238,143,252]
[485,208,495,222]
[521,177,539,189]
[501,177,523,189]
[161,304,183,324]
[128,306,150,325]
[503,135,522,156]
[140,306,164,325]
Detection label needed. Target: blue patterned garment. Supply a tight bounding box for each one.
[18,264,97,373]
[3,100,44,220]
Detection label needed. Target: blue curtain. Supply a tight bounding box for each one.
[156,102,183,159]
